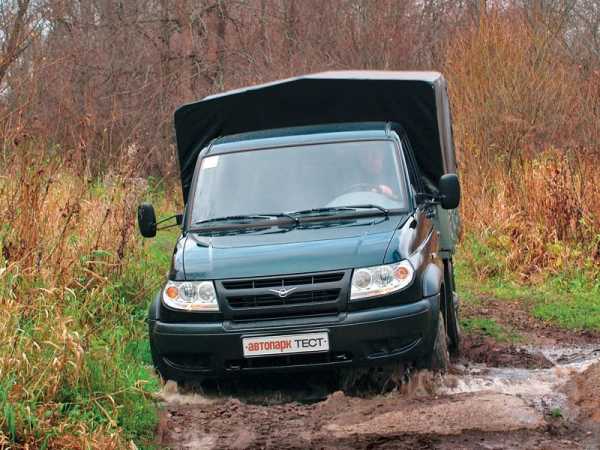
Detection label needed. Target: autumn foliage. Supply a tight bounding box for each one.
[447,10,600,279]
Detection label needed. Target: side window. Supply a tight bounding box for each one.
[399,133,425,194]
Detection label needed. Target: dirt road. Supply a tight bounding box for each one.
[155,299,600,449]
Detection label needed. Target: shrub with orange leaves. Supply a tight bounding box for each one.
[445,10,600,281]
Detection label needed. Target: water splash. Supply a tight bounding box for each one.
[438,345,600,417]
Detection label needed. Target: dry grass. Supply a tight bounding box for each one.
[0,148,164,448]
[446,11,600,282]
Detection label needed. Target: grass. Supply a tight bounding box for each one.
[0,158,180,448]
[456,232,600,332]
[61,220,176,446]
[1,240,169,448]
[460,317,521,343]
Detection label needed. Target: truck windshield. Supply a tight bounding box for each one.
[190,140,408,224]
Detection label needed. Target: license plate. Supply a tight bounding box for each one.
[242,332,329,358]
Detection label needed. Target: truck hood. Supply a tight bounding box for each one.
[182,214,409,279]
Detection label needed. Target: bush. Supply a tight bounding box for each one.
[446,10,600,281]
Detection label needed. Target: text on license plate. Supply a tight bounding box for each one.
[242,332,329,357]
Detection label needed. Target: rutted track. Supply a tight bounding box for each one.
[155,304,600,449]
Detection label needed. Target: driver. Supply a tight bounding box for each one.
[360,149,395,197]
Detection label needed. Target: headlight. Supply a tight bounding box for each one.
[162,281,219,311]
[350,260,414,300]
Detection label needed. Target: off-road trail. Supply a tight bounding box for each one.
[155,300,600,450]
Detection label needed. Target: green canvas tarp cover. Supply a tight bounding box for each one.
[174,71,457,201]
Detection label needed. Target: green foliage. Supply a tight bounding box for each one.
[0,379,17,441]
[459,233,509,280]
[461,317,521,343]
[456,232,600,332]
[550,408,563,418]
[532,281,600,331]
[71,232,170,443]
[4,248,166,446]
[146,176,168,197]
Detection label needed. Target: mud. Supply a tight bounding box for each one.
[156,300,600,449]
[325,393,545,435]
[567,362,600,423]
[460,334,553,368]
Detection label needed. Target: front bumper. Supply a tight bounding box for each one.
[149,294,439,378]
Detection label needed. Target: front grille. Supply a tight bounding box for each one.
[217,270,350,319]
[228,289,340,308]
[222,272,344,290]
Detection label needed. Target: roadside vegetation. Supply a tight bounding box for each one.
[457,234,600,332]
[448,12,600,335]
[0,150,178,448]
[1,1,600,448]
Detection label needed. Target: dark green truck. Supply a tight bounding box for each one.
[138,71,461,381]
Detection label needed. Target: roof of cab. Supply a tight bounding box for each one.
[209,122,394,154]
[200,71,442,102]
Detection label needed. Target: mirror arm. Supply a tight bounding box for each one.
[157,222,180,231]
[415,192,442,205]
[155,213,183,228]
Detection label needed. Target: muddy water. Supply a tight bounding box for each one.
[438,345,600,419]
[157,344,600,449]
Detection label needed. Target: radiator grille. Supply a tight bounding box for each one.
[222,272,344,290]
[227,289,340,308]
[217,270,349,319]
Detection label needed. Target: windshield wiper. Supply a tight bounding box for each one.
[194,213,298,226]
[193,205,390,228]
[287,204,389,217]
[341,204,389,215]
[286,207,355,216]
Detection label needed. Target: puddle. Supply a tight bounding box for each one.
[438,345,600,417]
[158,374,336,406]
[158,345,600,411]
[539,345,600,368]
[157,345,600,449]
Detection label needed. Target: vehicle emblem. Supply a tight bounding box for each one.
[268,287,297,298]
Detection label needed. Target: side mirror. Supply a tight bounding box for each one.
[439,174,460,210]
[137,203,157,238]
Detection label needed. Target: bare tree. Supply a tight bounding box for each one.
[567,0,600,66]
[4,0,596,177]
[0,0,43,86]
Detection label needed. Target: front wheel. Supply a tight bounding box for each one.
[419,312,450,372]
[443,259,461,356]
[445,291,461,356]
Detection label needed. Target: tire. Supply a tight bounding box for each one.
[445,291,461,356]
[420,312,450,372]
[338,363,408,395]
[443,259,461,356]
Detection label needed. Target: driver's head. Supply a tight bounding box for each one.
[362,149,385,176]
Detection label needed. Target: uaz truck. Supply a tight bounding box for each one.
[138,71,461,381]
